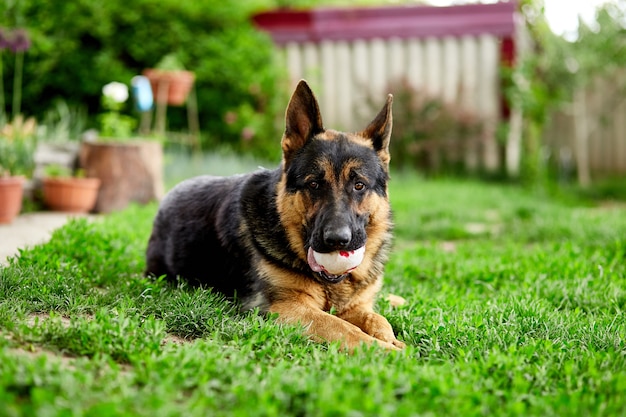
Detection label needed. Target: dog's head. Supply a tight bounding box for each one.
[277,80,393,284]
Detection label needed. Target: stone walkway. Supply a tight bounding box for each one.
[0,212,92,265]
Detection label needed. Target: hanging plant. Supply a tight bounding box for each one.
[142,53,195,106]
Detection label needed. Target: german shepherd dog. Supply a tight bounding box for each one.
[146,80,405,351]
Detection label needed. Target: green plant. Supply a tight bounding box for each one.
[0,114,37,177]
[0,28,8,115]
[154,53,186,71]
[9,28,30,119]
[38,101,87,143]
[508,1,626,187]
[0,27,31,118]
[42,163,81,178]
[97,81,137,139]
[0,0,286,159]
[383,78,483,174]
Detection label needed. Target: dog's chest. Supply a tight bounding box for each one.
[322,276,371,312]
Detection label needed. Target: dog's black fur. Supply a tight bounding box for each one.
[145,80,405,350]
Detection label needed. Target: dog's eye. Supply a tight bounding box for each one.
[307,181,320,190]
[354,182,366,191]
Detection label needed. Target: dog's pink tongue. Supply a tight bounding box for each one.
[307,247,324,272]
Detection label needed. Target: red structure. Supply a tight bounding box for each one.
[254,2,519,119]
[253,2,523,174]
[253,2,518,54]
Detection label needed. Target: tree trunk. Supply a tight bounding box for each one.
[79,140,164,213]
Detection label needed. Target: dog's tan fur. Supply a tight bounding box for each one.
[146,80,404,351]
[270,82,404,351]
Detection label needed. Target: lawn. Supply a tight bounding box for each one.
[1,153,625,416]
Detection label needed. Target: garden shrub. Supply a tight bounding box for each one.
[384,78,484,175]
[1,0,287,160]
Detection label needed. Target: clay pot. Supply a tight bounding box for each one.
[0,176,24,224]
[142,69,195,106]
[42,177,101,213]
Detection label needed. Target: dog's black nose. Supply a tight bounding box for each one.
[323,226,351,249]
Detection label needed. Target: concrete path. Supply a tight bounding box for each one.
[0,212,92,265]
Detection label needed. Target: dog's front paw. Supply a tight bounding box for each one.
[371,338,405,351]
[372,330,406,350]
[391,338,406,350]
[360,312,405,348]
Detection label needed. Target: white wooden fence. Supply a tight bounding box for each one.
[544,69,626,184]
[279,35,504,172]
[254,2,521,174]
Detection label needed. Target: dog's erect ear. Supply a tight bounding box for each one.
[360,94,393,168]
[282,80,324,166]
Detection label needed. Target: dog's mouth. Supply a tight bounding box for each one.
[306,247,363,284]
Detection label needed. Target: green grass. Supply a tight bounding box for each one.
[1,161,626,416]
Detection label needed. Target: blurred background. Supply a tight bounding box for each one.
[0,0,624,194]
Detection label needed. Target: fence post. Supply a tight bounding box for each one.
[573,89,591,187]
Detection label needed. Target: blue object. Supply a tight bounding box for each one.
[131,75,154,112]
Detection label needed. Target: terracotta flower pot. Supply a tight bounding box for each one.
[142,69,195,106]
[42,177,101,213]
[0,176,25,224]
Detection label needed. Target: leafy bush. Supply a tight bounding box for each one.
[507,1,626,186]
[1,0,286,159]
[0,115,37,176]
[384,79,483,174]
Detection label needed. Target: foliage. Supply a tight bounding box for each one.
[0,0,287,160]
[507,0,626,186]
[0,114,36,177]
[384,78,483,174]
[38,101,87,143]
[98,81,137,139]
[1,170,626,415]
[0,26,31,119]
[42,163,71,178]
[153,53,186,71]
[42,164,86,179]
[510,0,626,124]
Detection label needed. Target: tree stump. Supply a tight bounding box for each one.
[79,140,164,213]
